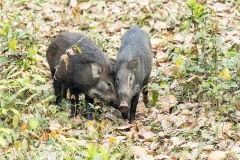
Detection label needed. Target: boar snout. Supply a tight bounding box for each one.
[119,100,129,113]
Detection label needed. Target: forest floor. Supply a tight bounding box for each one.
[1,0,240,159]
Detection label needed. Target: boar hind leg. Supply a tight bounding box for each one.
[53,79,62,105]
[61,84,68,100]
[142,84,149,106]
[85,95,94,120]
[70,88,79,117]
[69,87,79,117]
[129,93,140,124]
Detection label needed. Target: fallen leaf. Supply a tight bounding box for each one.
[210,3,227,12]
[208,151,226,160]
[151,38,164,49]
[40,131,48,141]
[170,137,185,146]
[136,101,149,115]
[106,24,121,33]
[49,120,61,130]
[21,114,34,123]
[173,33,184,43]
[108,137,117,143]
[155,51,169,63]
[79,2,92,10]
[139,0,150,6]
[70,115,84,124]
[60,54,69,68]
[69,0,77,7]
[130,146,147,156]
[21,124,28,132]
[157,94,178,112]
[141,131,156,140]
[56,130,70,137]
[219,67,231,80]
[153,21,168,31]
[203,145,215,151]
[115,124,133,130]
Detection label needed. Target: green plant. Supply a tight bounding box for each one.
[84,143,121,160]
[166,0,240,118]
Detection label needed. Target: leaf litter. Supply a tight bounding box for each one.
[1,0,240,159]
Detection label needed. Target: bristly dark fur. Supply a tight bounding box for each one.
[46,32,119,120]
[113,25,153,123]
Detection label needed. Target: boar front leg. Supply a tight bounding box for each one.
[129,93,140,124]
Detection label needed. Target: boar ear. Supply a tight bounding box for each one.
[109,58,116,72]
[128,57,140,71]
[91,63,102,78]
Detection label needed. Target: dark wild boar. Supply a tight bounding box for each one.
[46,32,119,120]
[110,25,153,123]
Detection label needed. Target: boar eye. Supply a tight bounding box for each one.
[107,82,112,89]
[129,75,133,85]
[129,76,132,81]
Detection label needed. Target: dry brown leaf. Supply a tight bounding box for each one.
[157,94,178,112]
[136,101,148,115]
[173,33,184,43]
[56,130,70,137]
[235,110,240,120]
[49,130,57,139]
[201,150,211,159]
[162,64,178,76]
[115,124,133,130]
[49,120,61,130]
[189,120,198,129]
[105,113,118,123]
[170,137,185,146]
[67,129,85,137]
[133,133,139,140]
[217,122,234,139]
[130,146,147,157]
[198,117,207,127]
[161,119,172,131]
[21,124,28,132]
[208,151,226,160]
[170,79,178,89]
[69,0,77,7]
[151,38,164,50]
[210,3,227,12]
[21,114,34,123]
[153,21,168,31]
[155,51,169,63]
[154,155,171,160]
[141,131,156,140]
[166,115,178,122]
[178,103,198,110]
[230,146,240,154]
[60,54,69,68]
[79,2,92,10]
[168,152,180,159]
[114,136,127,143]
[70,115,84,124]
[106,24,121,33]
[40,131,48,141]
[139,0,150,6]
[181,142,199,149]
[86,120,97,137]
[66,47,76,55]
[203,145,215,151]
